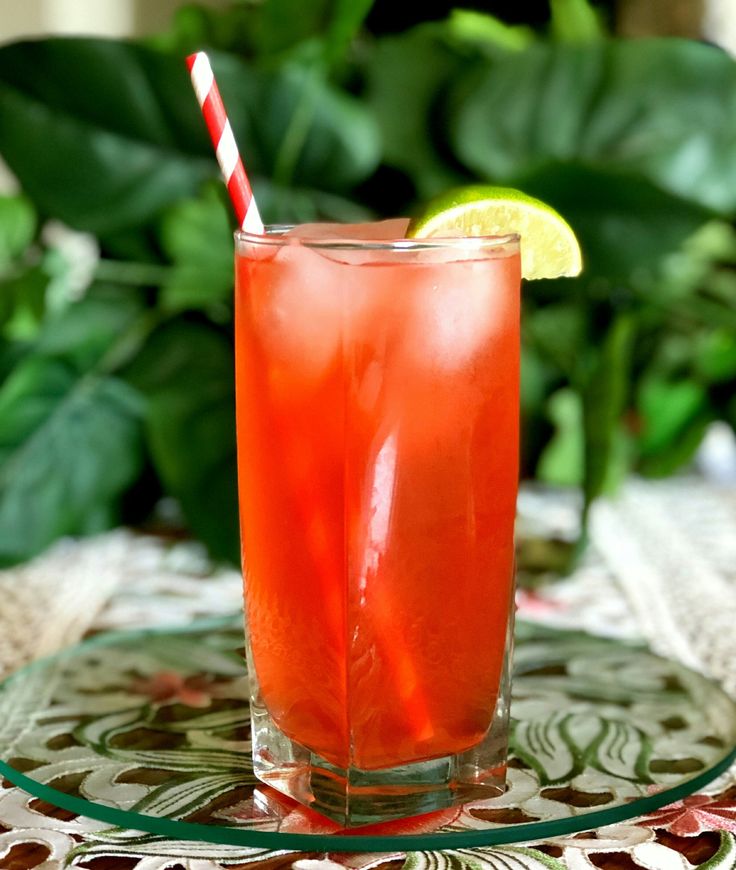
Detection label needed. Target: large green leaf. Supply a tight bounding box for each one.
[0,40,216,234]
[152,0,372,71]
[0,40,379,234]
[254,178,373,224]
[365,25,470,199]
[125,321,239,563]
[451,39,736,214]
[35,283,147,369]
[513,164,712,280]
[451,39,736,212]
[0,357,144,565]
[250,59,380,191]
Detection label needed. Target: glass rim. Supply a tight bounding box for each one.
[234,224,520,252]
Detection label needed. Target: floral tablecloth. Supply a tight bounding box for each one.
[1,476,736,869]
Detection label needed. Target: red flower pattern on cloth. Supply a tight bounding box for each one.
[130,671,212,707]
[515,588,566,617]
[637,794,736,836]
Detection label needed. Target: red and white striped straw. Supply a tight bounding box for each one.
[186,52,264,235]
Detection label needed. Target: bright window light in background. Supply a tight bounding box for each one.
[0,0,230,42]
[0,0,134,41]
[704,0,736,55]
[44,0,135,36]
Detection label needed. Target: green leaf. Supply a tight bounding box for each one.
[695,329,736,383]
[35,284,146,370]
[252,0,372,65]
[638,378,708,455]
[125,321,238,563]
[159,189,233,311]
[255,179,372,224]
[550,0,604,43]
[451,39,736,215]
[582,314,635,511]
[537,388,584,487]
[520,343,551,413]
[0,357,144,565]
[323,0,374,65]
[0,264,49,337]
[637,377,712,477]
[0,195,36,268]
[204,53,380,194]
[514,164,712,281]
[525,302,585,377]
[448,10,535,53]
[0,40,379,233]
[147,3,258,58]
[0,39,215,234]
[365,26,470,199]
[253,0,328,58]
[256,60,380,192]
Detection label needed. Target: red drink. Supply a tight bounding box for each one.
[235,222,520,823]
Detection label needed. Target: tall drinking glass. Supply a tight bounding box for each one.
[234,225,520,826]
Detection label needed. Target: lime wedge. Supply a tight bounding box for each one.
[407,185,583,280]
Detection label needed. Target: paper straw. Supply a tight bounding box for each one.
[186,52,264,234]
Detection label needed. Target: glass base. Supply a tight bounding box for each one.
[248,607,515,827]
[251,709,507,826]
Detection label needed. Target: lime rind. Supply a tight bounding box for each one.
[407,186,582,280]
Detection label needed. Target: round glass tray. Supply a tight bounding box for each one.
[1,616,735,853]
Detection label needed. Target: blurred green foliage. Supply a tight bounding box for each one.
[0,0,735,564]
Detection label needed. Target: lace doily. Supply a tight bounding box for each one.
[0,478,735,869]
[0,531,243,679]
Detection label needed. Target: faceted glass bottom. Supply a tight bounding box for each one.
[250,690,509,826]
[246,601,515,826]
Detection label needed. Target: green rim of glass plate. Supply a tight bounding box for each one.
[1,616,735,853]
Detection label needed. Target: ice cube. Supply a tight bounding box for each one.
[287,219,410,241]
[250,243,344,385]
[405,255,518,372]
